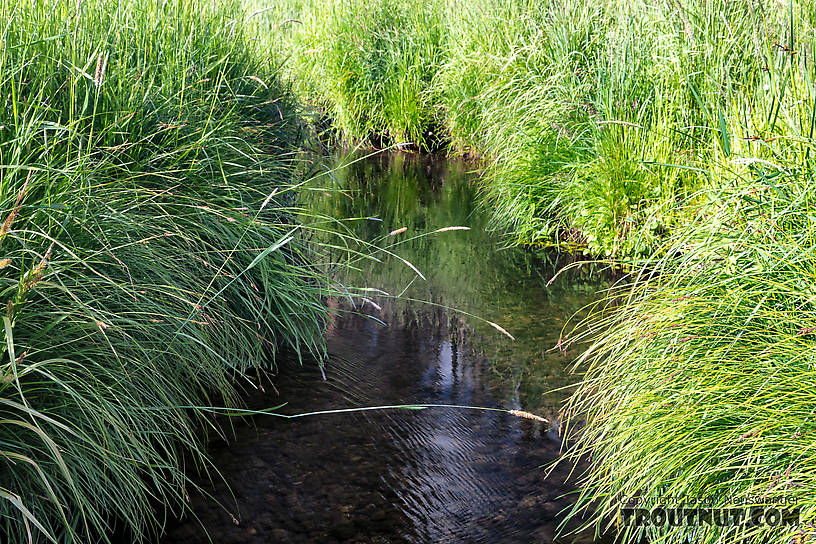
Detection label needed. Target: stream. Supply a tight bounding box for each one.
[161,152,609,544]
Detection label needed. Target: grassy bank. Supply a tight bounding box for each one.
[261,0,807,258]
[560,18,816,542]
[0,0,335,541]
[563,182,816,544]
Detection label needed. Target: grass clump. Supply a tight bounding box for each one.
[0,0,332,541]
[563,176,816,544]
[269,0,445,148]
[561,15,816,542]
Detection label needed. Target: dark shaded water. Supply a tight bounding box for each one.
[162,153,608,544]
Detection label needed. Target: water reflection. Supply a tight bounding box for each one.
[162,152,609,544]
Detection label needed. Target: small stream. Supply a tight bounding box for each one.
[162,153,609,544]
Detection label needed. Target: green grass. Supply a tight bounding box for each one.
[263,0,445,148]
[261,0,812,259]
[562,181,816,543]
[12,0,812,542]
[559,16,816,542]
[0,0,338,541]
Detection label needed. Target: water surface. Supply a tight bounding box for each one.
[163,153,608,544]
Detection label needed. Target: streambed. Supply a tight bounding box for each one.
[162,153,609,544]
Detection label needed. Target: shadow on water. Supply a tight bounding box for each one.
[161,152,611,544]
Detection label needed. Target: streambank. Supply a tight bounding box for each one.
[260,0,813,259]
[0,2,336,542]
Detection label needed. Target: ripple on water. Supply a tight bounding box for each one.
[161,152,609,544]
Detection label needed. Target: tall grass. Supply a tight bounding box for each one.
[263,0,813,258]
[560,9,816,543]
[266,0,445,148]
[0,0,335,541]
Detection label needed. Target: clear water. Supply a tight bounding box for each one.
[162,153,609,544]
